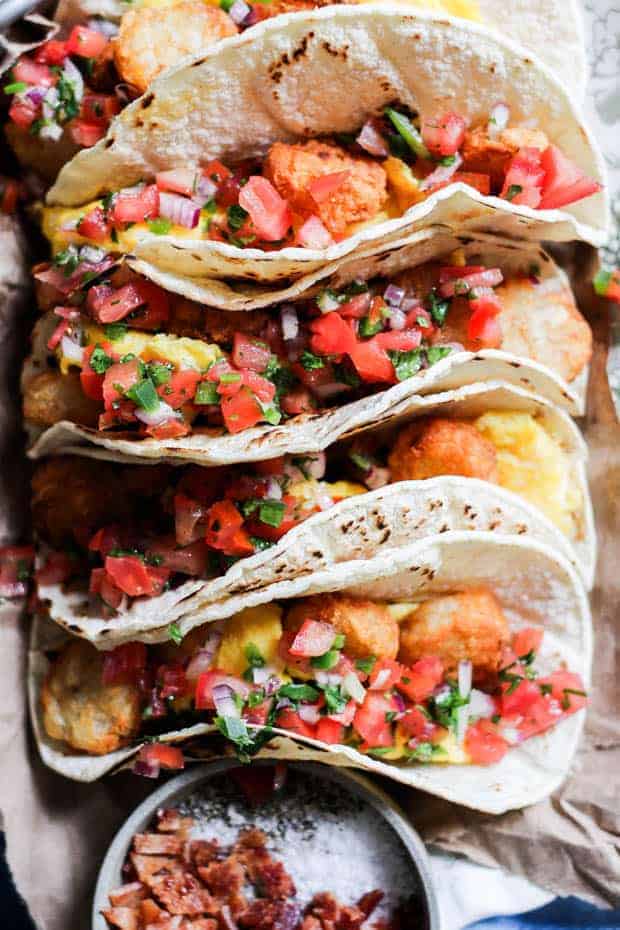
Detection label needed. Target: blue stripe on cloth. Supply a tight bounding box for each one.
[466,897,620,930]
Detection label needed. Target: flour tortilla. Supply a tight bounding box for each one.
[46,6,608,287]
[30,532,592,815]
[53,0,587,102]
[23,233,589,470]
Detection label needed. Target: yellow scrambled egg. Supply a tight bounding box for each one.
[474,411,581,539]
[215,605,284,677]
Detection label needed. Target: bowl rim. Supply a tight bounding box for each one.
[92,758,440,930]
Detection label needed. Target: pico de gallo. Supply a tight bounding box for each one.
[4,26,122,152]
[32,454,365,614]
[41,591,588,767]
[29,252,513,438]
[42,104,601,255]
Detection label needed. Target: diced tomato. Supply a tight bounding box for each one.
[104,555,170,597]
[69,121,106,148]
[238,176,292,243]
[13,57,55,87]
[137,743,184,771]
[157,663,188,698]
[102,357,141,410]
[327,698,357,727]
[159,370,201,409]
[174,493,205,546]
[281,388,315,416]
[398,707,434,741]
[215,175,242,208]
[194,669,249,709]
[465,719,509,765]
[353,692,395,748]
[112,184,159,225]
[89,567,120,608]
[349,338,394,383]
[500,147,545,208]
[288,619,336,658]
[245,493,301,543]
[374,330,421,352]
[232,333,271,372]
[155,169,198,197]
[241,370,275,404]
[316,717,344,744]
[308,170,350,204]
[90,279,161,324]
[499,677,542,716]
[511,627,543,660]
[0,545,35,598]
[80,94,121,126]
[369,658,406,691]
[35,551,74,586]
[88,525,125,557]
[467,292,503,347]
[276,708,317,739]
[66,25,108,59]
[537,670,587,715]
[204,159,232,186]
[297,215,333,249]
[396,656,444,703]
[78,207,111,243]
[146,419,190,440]
[35,40,68,66]
[102,642,147,685]
[204,500,255,556]
[422,112,467,157]
[221,387,264,434]
[8,96,38,131]
[452,171,491,195]
[310,312,357,357]
[0,178,21,214]
[243,697,273,726]
[538,145,602,210]
[46,318,69,351]
[338,292,373,318]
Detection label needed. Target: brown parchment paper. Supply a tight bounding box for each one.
[0,239,618,929]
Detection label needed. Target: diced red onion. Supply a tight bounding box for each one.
[62,58,84,103]
[315,670,343,688]
[433,684,452,703]
[79,244,107,264]
[369,668,391,691]
[40,119,63,142]
[229,0,251,22]
[455,702,470,745]
[356,120,389,157]
[488,102,510,138]
[60,334,84,365]
[88,18,119,36]
[469,689,496,719]
[134,400,178,427]
[342,672,366,704]
[419,152,463,192]
[265,478,283,500]
[388,308,406,330]
[195,174,217,201]
[365,466,391,490]
[132,758,160,779]
[276,697,293,711]
[42,85,58,122]
[280,304,299,341]
[186,649,215,682]
[458,659,472,698]
[26,87,46,106]
[383,284,405,307]
[298,703,321,725]
[401,296,421,313]
[252,666,278,686]
[213,683,240,718]
[393,692,407,714]
[159,191,200,229]
[265,675,282,696]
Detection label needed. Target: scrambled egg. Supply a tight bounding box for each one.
[288,479,367,505]
[370,0,480,16]
[216,605,284,677]
[59,324,222,376]
[383,157,424,212]
[474,411,581,539]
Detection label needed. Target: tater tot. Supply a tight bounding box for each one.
[387,419,499,483]
[398,588,509,681]
[284,594,399,660]
[41,640,142,755]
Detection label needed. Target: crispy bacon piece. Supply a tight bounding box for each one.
[133,833,184,856]
[147,871,216,916]
[157,809,196,834]
[108,882,147,908]
[197,859,245,898]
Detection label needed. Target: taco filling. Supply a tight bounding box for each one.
[41,105,601,254]
[24,250,590,439]
[40,592,587,767]
[31,409,581,615]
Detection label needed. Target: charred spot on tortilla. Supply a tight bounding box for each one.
[517,524,527,534]
[488,520,501,530]
[104,139,115,150]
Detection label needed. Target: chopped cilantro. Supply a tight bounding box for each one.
[593,268,612,296]
[146,361,173,386]
[214,715,257,758]
[359,314,383,338]
[539,682,553,696]
[505,184,523,201]
[249,536,273,552]
[53,246,80,277]
[103,323,128,341]
[245,642,265,668]
[247,689,266,708]
[426,289,449,325]
[429,683,469,731]
[147,217,172,235]
[356,656,376,674]
[388,348,422,381]
[439,154,457,166]
[332,633,345,649]
[300,351,325,370]
[258,500,286,528]
[126,378,160,412]
[227,204,249,231]
[194,381,219,405]
[320,684,347,715]
[332,361,360,388]
[310,650,340,670]
[168,622,183,645]
[350,450,372,472]
[426,345,452,366]
[54,71,80,123]
[278,683,320,703]
[259,402,282,426]
[491,713,501,724]
[89,345,114,374]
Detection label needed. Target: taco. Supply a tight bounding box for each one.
[30,379,592,653]
[30,531,591,814]
[22,234,591,472]
[40,6,607,292]
[6,1,585,183]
